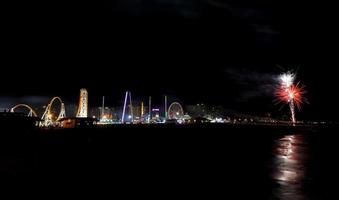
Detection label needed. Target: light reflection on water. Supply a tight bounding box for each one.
[271,134,309,200]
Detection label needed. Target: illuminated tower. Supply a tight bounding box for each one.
[141,101,144,117]
[164,95,168,120]
[76,88,88,118]
[59,103,66,120]
[148,96,152,123]
[101,96,105,118]
[121,91,133,123]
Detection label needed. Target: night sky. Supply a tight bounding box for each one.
[1,1,338,120]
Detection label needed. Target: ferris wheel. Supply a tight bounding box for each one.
[168,102,184,120]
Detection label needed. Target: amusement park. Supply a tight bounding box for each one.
[6,88,191,128]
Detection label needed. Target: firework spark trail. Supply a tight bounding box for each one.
[289,99,296,124]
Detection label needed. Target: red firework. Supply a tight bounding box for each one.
[274,82,307,110]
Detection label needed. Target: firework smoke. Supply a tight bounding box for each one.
[275,72,306,124]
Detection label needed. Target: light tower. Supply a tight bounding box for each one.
[164,95,168,120]
[101,96,105,119]
[148,96,152,123]
[76,88,88,118]
[141,101,144,117]
[121,91,133,123]
[59,103,66,119]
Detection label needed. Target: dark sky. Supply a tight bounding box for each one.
[1,1,338,120]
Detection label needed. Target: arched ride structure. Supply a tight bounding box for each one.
[10,104,38,117]
[41,97,66,127]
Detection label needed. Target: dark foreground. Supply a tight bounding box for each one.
[1,124,338,199]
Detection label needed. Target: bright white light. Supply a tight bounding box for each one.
[280,73,295,88]
[216,118,223,123]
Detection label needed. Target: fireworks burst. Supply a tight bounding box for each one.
[274,73,307,124]
[279,73,295,88]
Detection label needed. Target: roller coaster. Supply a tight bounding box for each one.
[10,104,38,117]
[11,96,66,127]
[41,97,66,127]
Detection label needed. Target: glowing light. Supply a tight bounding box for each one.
[121,91,133,123]
[11,104,38,117]
[76,89,88,118]
[40,96,66,127]
[275,82,307,111]
[275,73,307,124]
[168,102,184,120]
[279,73,295,88]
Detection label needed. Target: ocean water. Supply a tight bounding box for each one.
[1,124,338,199]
